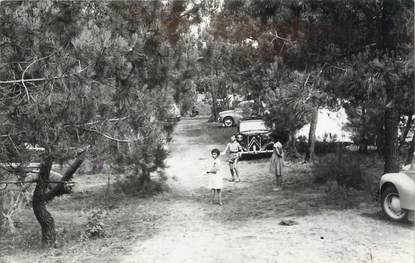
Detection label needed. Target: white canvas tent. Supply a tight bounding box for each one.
[297,108,353,143]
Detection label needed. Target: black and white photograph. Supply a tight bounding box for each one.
[0,0,414,262]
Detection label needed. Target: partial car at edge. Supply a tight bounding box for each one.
[379,166,415,222]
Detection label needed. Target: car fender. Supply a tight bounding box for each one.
[380,172,415,210]
[219,110,235,117]
[221,112,238,120]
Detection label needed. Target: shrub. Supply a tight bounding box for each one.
[312,153,366,189]
[323,180,360,209]
[0,176,32,234]
[114,170,167,196]
[297,140,353,155]
[81,209,107,240]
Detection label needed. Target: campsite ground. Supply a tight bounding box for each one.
[1,118,414,263]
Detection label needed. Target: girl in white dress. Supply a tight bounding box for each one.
[206,148,223,205]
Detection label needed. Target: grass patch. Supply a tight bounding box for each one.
[312,153,366,189]
[181,119,236,146]
[204,124,237,145]
[312,153,382,209]
[0,176,170,263]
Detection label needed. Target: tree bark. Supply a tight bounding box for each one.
[43,157,85,201]
[0,203,3,231]
[140,166,151,192]
[288,129,297,155]
[32,154,85,247]
[32,160,56,247]
[210,88,218,122]
[406,135,415,165]
[384,107,400,173]
[376,123,385,156]
[305,107,318,162]
[399,114,413,149]
[359,106,368,153]
[210,66,218,122]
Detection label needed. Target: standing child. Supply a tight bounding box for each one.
[270,141,284,191]
[223,134,243,182]
[206,148,223,205]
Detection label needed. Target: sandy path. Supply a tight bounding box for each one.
[121,118,415,263]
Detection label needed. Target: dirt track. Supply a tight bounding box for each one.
[121,118,415,263]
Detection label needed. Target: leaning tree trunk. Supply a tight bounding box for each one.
[305,107,318,162]
[384,107,400,173]
[32,160,56,247]
[32,155,85,247]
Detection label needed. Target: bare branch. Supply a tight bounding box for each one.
[0,66,88,85]
[69,116,129,127]
[21,58,39,102]
[0,180,72,185]
[303,73,311,88]
[83,128,141,143]
[266,30,294,45]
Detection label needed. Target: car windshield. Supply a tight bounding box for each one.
[239,121,269,133]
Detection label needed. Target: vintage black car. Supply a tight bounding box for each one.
[236,119,274,155]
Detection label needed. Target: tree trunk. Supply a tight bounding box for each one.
[288,129,297,155]
[376,123,385,156]
[210,65,218,122]
[359,106,369,153]
[44,157,85,201]
[140,166,151,192]
[384,107,400,173]
[32,160,56,247]
[0,203,3,231]
[406,135,415,165]
[399,114,413,149]
[305,107,318,162]
[211,88,218,122]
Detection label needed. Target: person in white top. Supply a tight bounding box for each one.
[206,148,223,205]
[222,134,243,182]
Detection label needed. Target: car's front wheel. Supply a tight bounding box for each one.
[223,116,234,127]
[381,185,408,222]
